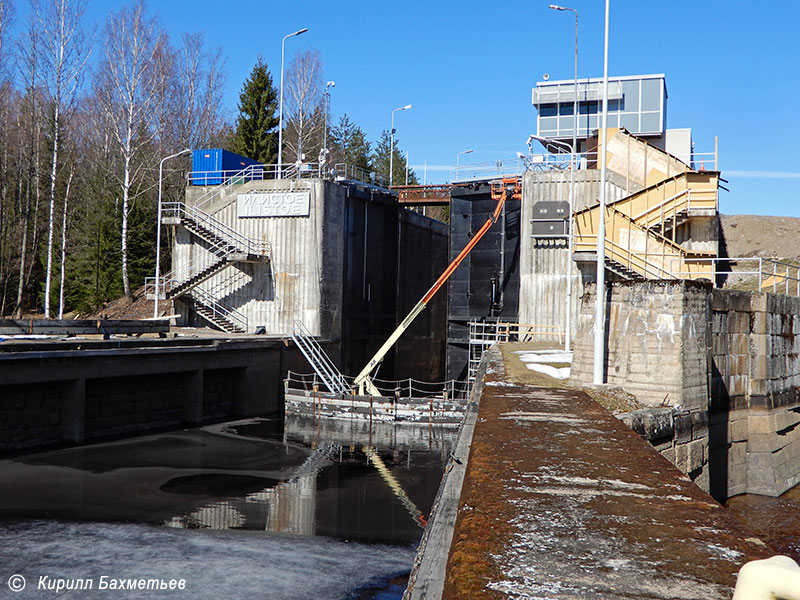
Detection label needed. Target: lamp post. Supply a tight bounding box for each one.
[389,104,412,187]
[594,0,611,384]
[456,148,473,179]
[548,5,578,159]
[528,134,575,353]
[278,27,308,179]
[323,80,335,156]
[154,148,192,318]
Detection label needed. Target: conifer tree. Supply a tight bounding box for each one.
[372,129,417,186]
[232,56,278,163]
[330,114,371,172]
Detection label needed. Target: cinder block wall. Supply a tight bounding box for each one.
[572,280,800,499]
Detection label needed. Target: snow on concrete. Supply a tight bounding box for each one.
[514,349,572,379]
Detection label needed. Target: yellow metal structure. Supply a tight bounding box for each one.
[573,170,719,280]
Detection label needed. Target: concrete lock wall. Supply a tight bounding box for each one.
[571,280,800,499]
[181,179,448,383]
[0,338,313,455]
[518,170,632,343]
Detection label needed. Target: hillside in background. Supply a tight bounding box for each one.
[720,214,800,261]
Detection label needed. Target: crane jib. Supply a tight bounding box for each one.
[353,179,517,395]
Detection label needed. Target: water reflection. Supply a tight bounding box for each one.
[0,416,456,546]
[159,417,458,544]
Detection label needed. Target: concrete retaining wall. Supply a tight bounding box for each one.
[571,280,800,498]
[0,337,310,455]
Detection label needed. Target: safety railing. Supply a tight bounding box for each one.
[162,201,270,258]
[468,320,564,345]
[188,161,388,207]
[573,203,715,281]
[144,236,237,299]
[285,371,472,401]
[614,172,718,231]
[467,320,564,384]
[331,163,388,188]
[190,285,248,332]
[669,257,800,296]
[291,320,350,395]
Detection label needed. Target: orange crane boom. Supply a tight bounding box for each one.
[353,177,521,396]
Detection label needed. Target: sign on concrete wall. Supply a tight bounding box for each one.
[237,192,311,217]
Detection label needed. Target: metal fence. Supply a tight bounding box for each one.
[285,371,471,401]
[670,257,800,296]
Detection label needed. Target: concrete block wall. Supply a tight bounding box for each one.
[570,280,710,410]
[573,280,800,499]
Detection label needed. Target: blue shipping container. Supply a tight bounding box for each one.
[190,149,260,186]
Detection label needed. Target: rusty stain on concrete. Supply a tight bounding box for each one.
[442,347,773,599]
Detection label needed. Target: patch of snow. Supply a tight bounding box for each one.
[485,380,518,387]
[525,363,570,379]
[516,350,573,364]
[499,411,587,425]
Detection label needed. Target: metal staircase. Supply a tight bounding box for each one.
[573,171,719,281]
[146,201,270,334]
[188,287,248,333]
[290,320,349,395]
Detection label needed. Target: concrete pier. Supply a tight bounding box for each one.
[432,347,772,599]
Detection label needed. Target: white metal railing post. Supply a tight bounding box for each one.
[773,262,777,293]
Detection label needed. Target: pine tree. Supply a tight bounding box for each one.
[232,57,279,163]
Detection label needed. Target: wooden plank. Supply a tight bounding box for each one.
[0,319,169,336]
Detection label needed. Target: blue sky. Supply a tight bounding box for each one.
[9,0,800,216]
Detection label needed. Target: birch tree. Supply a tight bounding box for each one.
[13,14,44,317]
[95,0,165,300]
[33,0,89,317]
[175,32,225,149]
[283,50,324,165]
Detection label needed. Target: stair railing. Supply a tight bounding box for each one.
[290,320,349,395]
[574,205,709,280]
[162,201,271,258]
[145,236,237,299]
[190,286,248,333]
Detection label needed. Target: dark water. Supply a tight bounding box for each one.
[0,415,457,599]
[725,485,800,562]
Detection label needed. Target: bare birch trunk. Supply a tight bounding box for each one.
[43,103,59,318]
[57,163,75,319]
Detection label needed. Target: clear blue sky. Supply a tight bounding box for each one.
[9,0,800,216]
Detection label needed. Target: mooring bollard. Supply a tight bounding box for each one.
[732,555,800,600]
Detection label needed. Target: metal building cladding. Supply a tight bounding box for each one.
[190,149,260,186]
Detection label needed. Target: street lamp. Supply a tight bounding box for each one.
[594,0,611,384]
[548,5,578,158]
[528,134,575,353]
[456,149,474,176]
[389,104,412,187]
[154,148,192,318]
[323,81,335,157]
[278,27,308,179]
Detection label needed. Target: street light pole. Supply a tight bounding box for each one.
[548,5,578,159]
[456,148,474,179]
[594,0,611,384]
[323,81,335,156]
[528,134,574,353]
[154,148,192,319]
[389,104,412,187]
[278,27,308,179]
